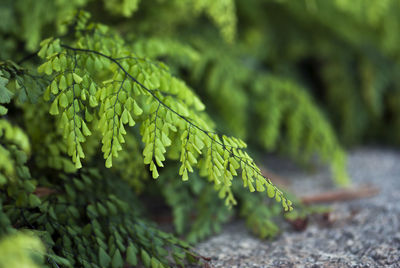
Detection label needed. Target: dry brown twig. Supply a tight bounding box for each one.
[300,184,380,205]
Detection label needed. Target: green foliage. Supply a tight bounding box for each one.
[103,0,140,17]
[0,232,46,268]
[252,76,349,185]
[234,0,400,145]
[0,61,45,104]
[236,187,281,239]
[0,4,291,267]
[35,13,289,209]
[166,36,348,185]
[3,0,399,267]
[160,169,232,243]
[0,119,30,184]
[189,0,237,42]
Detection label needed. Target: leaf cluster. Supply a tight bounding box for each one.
[0,7,294,267]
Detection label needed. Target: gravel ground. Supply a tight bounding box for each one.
[193,148,400,267]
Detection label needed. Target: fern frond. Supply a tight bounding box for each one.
[37,13,291,209]
[254,75,349,186]
[184,36,349,185]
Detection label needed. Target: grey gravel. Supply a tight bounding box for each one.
[193,148,400,267]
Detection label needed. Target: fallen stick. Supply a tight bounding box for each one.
[300,184,380,204]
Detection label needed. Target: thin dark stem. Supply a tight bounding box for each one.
[152,103,161,161]
[71,51,79,161]
[17,49,40,65]
[108,74,127,158]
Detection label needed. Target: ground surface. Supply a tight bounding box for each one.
[193,148,400,268]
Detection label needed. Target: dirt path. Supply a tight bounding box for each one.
[193,148,400,267]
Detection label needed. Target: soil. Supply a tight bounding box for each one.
[192,148,400,268]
